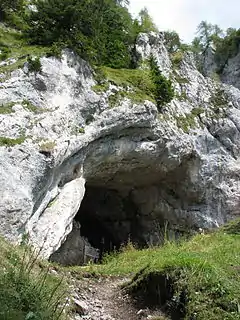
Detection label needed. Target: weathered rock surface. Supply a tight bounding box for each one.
[202,44,240,89]
[0,33,239,259]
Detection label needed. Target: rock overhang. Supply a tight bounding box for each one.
[0,37,239,260]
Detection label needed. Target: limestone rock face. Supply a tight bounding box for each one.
[202,44,240,90]
[201,45,218,78]
[0,34,240,259]
[221,51,240,90]
[135,32,171,75]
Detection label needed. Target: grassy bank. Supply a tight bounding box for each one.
[0,25,48,74]
[80,219,240,320]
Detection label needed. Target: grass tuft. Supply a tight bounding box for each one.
[0,102,15,114]
[0,136,26,146]
[0,237,68,320]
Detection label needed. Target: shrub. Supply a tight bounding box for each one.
[171,51,184,67]
[25,0,133,68]
[0,0,24,23]
[27,56,42,73]
[149,54,174,111]
[163,30,181,53]
[39,141,56,153]
[46,42,64,59]
[0,46,11,61]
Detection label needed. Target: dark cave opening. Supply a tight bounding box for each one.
[49,184,146,266]
[74,185,144,260]
[76,206,119,260]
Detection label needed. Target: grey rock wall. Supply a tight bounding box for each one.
[0,35,239,260]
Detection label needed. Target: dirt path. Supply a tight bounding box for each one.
[69,274,166,320]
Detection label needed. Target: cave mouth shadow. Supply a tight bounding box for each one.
[74,184,144,261]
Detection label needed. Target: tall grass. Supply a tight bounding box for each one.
[0,238,68,320]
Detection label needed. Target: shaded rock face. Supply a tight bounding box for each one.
[221,51,240,89]
[49,221,99,266]
[202,45,240,89]
[0,34,240,263]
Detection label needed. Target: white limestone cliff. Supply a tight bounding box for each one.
[0,33,239,258]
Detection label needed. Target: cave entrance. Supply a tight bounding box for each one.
[74,184,143,261]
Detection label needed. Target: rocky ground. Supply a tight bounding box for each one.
[66,272,167,320]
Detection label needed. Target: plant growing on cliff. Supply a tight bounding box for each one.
[0,135,26,146]
[136,7,158,33]
[149,54,174,111]
[27,56,42,73]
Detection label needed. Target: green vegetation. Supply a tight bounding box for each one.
[22,100,39,113]
[0,102,15,114]
[192,21,224,53]
[94,57,174,108]
[0,26,47,74]
[0,0,25,29]
[171,51,184,67]
[174,76,189,85]
[27,56,42,73]
[134,7,158,34]
[39,141,56,153]
[0,135,25,146]
[47,198,58,208]
[209,88,229,118]
[215,28,240,72]
[94,66,155,103]
[108,91,126,108]
[210,89,228,108]
[78,127,85,134]
[191,21,240,73]
[0,46,10,61]
[0,0,164,70]
[81,219,240,320]
[149,55,174,111]
[176,107,204,133]
[24,0,134,68]
[0,99,43,114]
[0,236,67,319]
[163,30,181,53]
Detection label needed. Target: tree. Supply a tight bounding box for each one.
[138,7,158,33]
[214,28,240,71]
[193,21,223,51]
[149,54,174,111]
[163,30,181,53]
[25,0,133,67]
[0,0,24,22]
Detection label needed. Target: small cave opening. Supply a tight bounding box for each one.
[50,184,145,266]
[74,185,144,262]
